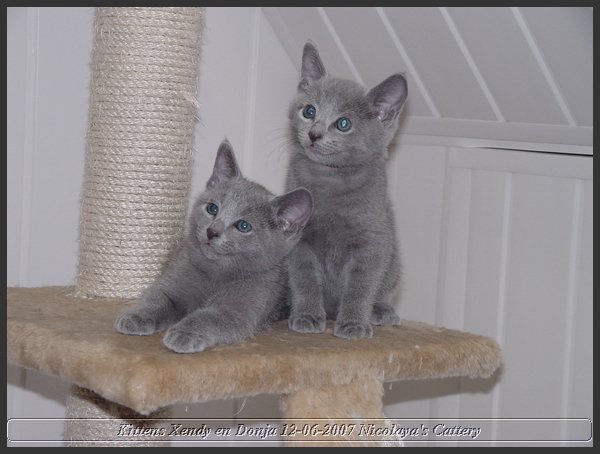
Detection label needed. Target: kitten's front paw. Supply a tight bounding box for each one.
[115,311,157,335]
[289,314,326,333]
[163,328,207,354]
[370,304,401,326]
[334,321,373,339]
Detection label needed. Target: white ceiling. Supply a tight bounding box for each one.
[263,7,592,150]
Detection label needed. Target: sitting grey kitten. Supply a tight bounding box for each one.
[115,139,313,353]
[286,42,407,339]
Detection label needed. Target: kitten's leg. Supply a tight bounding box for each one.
[115,284,183,335]
[163,296,263,354]
[371,302,400,326]
[287,241,326,333]
[370,260,401,326]
[334,249,387,339]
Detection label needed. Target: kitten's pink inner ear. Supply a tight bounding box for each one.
[276,189,313,232]
[367,74,408,122]
[375,105,388,121]
[281,206,304,225]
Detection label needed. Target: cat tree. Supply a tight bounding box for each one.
[7,7,502,447]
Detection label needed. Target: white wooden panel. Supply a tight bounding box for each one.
[435,167,470,329]
[26,7,93,286]
[461,170,509,339]
[388,145,447,324]
[447,7,567,125]
[499,174,575,420]
[449,147,592,179]
[399,117,592,150]
[438,149,592,445]
[426,165,470,428]
[382,146,593,440]
[383,144,447,423]
[564,179,592,442]
[458,170,508,419]
[260,8,302,73]
[520,7,592,126]
[189,7,256,199]
[383,7,497,121]
[247,8,297,195]
[322,7,433,117]
[267,7,356,82]
[7,7,29,286]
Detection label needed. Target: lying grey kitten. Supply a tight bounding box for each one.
[286,42,407,339]
[115,139,313,353]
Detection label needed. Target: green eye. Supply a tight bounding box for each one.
[206,203,219,215]
[335,117,352,132]
[235,220,252,233]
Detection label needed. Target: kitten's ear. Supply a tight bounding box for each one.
[206,139,241,189]
[366,73,408,122]
[272,188,313,234]
[299,42,326,90]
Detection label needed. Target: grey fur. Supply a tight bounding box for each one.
[286,42,407,339]
[115,139,313,353]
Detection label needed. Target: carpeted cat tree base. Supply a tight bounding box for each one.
[7,287,502,446]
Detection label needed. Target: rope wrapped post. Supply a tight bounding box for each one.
[67,6,204,445]
[64,386,170,447]
[77,7,204,299]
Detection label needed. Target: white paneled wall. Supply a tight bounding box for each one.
[7,7,592,447]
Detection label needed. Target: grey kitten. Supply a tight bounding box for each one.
[115,139,313,353]
[286,42,407,339]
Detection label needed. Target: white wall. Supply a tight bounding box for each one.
[7,7,592,447]
[8,7,93,445]
[384,144,592,447]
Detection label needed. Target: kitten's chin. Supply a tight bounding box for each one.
[302,147,355,171]
[198,243,220,260]
[303,145,335,163]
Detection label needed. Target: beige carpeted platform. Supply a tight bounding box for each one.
[7,286,501,416]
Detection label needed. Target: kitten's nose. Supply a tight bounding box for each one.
[308,130,322,143]
[206,228,219,240]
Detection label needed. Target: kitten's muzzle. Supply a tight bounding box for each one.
[206,227,220,240]
[308,130,322,143]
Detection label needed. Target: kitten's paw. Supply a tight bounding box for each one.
[334,321,373,339]
[370,304,401,326]
[288,314,326,333]
[114,311,157,335]
[163,328,207,354]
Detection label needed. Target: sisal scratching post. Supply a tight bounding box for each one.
[64,386,170,446]
[77,7,204,299]
[67,6,204,445]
